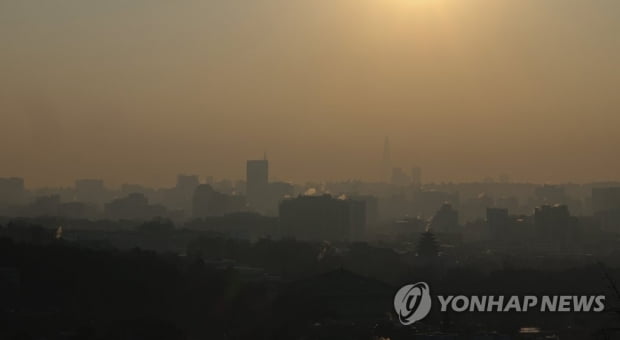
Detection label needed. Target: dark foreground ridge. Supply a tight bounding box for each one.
[1,230,620,340]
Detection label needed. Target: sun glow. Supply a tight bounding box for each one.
[356,0,459,44]
[392,0,450,11]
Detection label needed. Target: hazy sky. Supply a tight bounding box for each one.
[1,0,619,188]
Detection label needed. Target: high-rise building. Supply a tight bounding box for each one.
[246,159,269,211]
[534,204,575,243]
[279,194,366,241]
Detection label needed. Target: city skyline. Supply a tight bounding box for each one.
[3,2,620,338]
[3,160,620,190]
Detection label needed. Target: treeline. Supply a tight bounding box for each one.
[0,238,281,340]
[2,230,620,339]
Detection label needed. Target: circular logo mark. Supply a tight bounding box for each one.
[394,282,432,325]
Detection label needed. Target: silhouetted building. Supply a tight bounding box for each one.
[58,201,97,219]
[192,184,246,218]
[487,208,509,240]
[279,194,366,241]
[0,177,26,208]
[411,167,422,187]
[592,187,620,232]
[177,174,199,190]
[461,193,494,223]
[391,168,409,186]
[246,159,269,211]
[105,193,167,220]
[234,180,246,195]
[349,199,367,241]
[212,179,234,195]
[177,174,200,204]
[592,187,620,213]
[350,195,379,225]
[428,203,459,233]
[27,195,61,217]
[380,192,410,221]
[413,190,460,219]
[496,196,519,212]
[75,179,106,206]
[535,185,567,205]
[163,174,200,214]
[263,181,295,216]
[534,204,575,243]
[121,183,156,200]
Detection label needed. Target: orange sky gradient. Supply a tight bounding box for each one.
[1,0,619,188]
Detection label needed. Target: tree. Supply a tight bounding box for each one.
[416,231,439,257]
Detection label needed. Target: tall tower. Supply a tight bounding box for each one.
[382,137,392,182]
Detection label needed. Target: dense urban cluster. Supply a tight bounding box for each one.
[2,160,620,339]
